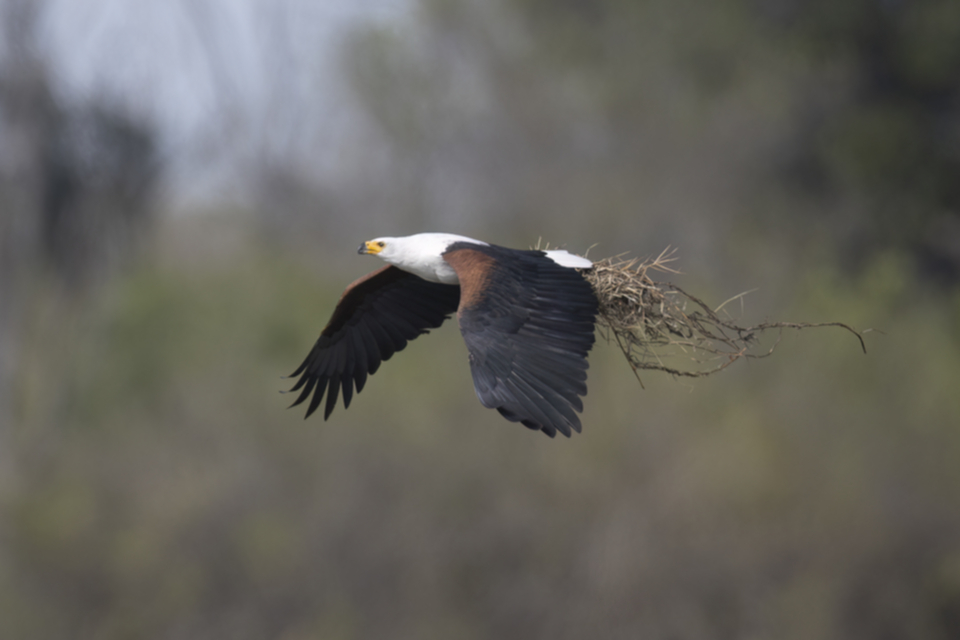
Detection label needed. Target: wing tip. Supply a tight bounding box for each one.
[500,408,579,438]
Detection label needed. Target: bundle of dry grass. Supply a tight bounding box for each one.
[582,248,866,383]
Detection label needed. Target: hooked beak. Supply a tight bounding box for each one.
[358,240,382,255]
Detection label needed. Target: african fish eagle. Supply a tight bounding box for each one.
[288,233,598,437]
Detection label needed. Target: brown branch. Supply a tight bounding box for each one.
[582,253,868,380]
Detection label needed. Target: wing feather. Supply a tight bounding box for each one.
[442,243,597,437]
[288,265,460,420]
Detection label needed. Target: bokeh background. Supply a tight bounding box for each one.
[3,0,960,638]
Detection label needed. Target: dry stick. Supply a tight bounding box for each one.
[583,253,868,380]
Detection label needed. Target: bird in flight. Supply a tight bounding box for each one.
[287,233,598,437]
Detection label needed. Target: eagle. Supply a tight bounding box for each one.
[288,233,598,437]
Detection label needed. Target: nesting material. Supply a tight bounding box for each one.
[581,248,866,383]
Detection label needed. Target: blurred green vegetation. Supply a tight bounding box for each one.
[3,0,960,637]
[2,218,959,639]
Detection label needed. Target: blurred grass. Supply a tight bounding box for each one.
[2,215,959,639]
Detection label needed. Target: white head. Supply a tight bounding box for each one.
[357,233,487,283]
[359,233,485,264]
[357,235,431,266]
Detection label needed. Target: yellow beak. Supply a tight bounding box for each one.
[358,240,382,255]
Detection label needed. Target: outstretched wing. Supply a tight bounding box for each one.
[288,265,461,420]
[442,243,597,437]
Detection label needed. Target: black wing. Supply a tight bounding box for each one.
[443,244,597,437]
[288,265,460,420]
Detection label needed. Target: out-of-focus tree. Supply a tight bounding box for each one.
[343,0,960,284]
[772,0,960,282]
[1,1,959,638]
[174,0,367,249]
[0,1,159,287]
[342,0,806,270]
[0,0,160,426]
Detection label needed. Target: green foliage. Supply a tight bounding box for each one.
[4,0,960,636]
[777,0,960,266]
[2,221,959,639]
